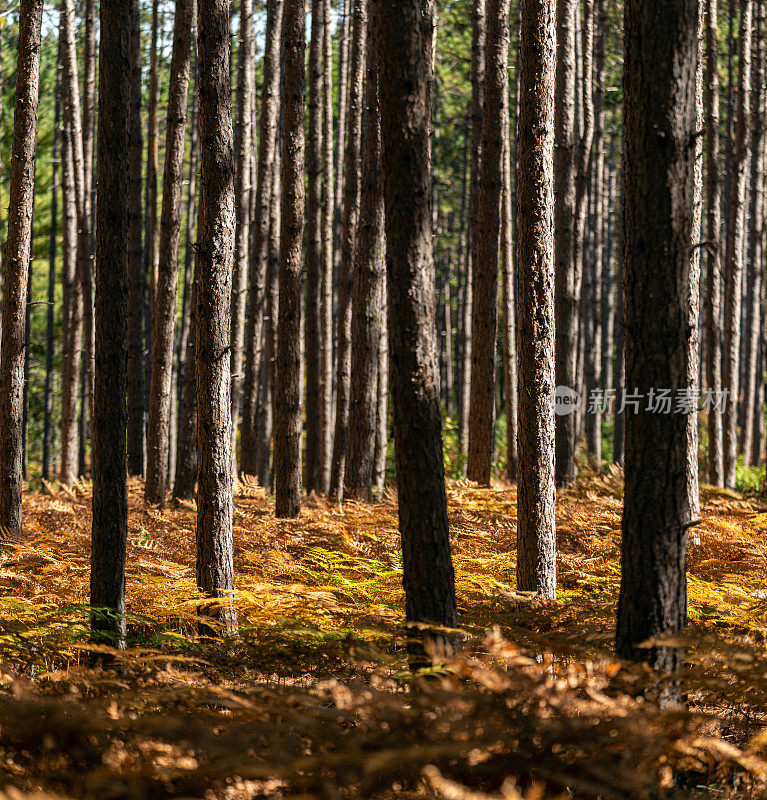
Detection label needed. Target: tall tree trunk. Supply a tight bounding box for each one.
[44,62,62,482]
[229,0,256,475]
[616,0,698,669]
[466,0,510,485]
[553,0,578,487]
[501,65,517,483]
[459,0,485,468]
[61,0,92,478]
[740,8,764,466]
[146,0,195,507]
[59,116,82,485]
[345,17,384,501]
[704,0,723,486]
[22,204,34,481]
[305,0,324,493]
[612,160,626,466]
[196,0,237,633]
[240,0,283,478]
[274,0,306,518]
[329,0,367,499]
[584,0,605,463]
[374,0,459,653]
[687,1,704,521]
[127,0,146,476]
[91,0,132,645]
[320,0,335,493]
[174,270,198,500]
[0,0,43,531]
[516,0,556,599]
[722,0,752,488]
[374,282,388,495]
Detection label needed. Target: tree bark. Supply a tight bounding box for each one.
[374,0,459,653]
[0,0,43,531]
[553,0,577,486]
[458,0,485,467]
[320,0,335,493]
[305,0,324,493]
[374,283,388,495]
[274,0,306,518]
[91,0,132,645]
[466,0,510,485]
[240,0,283,479]
[345,15,385,501]
[127,0,146,476]
[229,0,256,475]
[174,269,198,501]
[44,59,62,482]
[616,0,698,669]
[145,0,195,507]
[740,6,764,467]
[722,0,752,488]
[516,0,557,600]
[329,0,367,499]
[196,0,237,633]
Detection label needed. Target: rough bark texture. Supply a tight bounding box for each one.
[240,0,283,479]
[704,0,724,486]
[516,0,556,600]
[616,0,698,669]
[43,55,62,482]
[320,0,335,494]
[196,0,237,633]
[374,283,389,496]
[553,0,577,487]
[127,0,146,477]
[329,0,367,499]
[466,0,510,486]
[59,99,82,486]
[722,0,752,488]
[501,64,517,483]
[275,0,306,518]
[375,0,459,653]
[459,0,485,466]
[740,8,764,467]
[145,0,194,507]
[345,16,385,501]
[305,0,324,493]
[91,0,132,645]
[0,0,43,531]
[174,273,198,501]
[229,0,256,475]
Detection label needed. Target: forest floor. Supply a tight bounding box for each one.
[0,470,767,799]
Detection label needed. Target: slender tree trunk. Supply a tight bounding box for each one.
[345,17,385,500]
[466,0,510,485]
[704,0,723,486]
[616,0,698,669]
[320,0,335,493]
[516,0,556,599]
[613,163,626,466]
[174,271,198,500]
[501,68,517,483]
[196,0,237,633]
[687,1,704,520]
[740,8,764,466]
[329,0,367,498]
[229,0,256,475]
[127,0,146,476]
[374,0,459,653]
[60,116,82,485]
[241,0,283,478]
[0,0,43,531]
[459,0,485,468]
[722,0,752,488]
[584,0,605,463]
[305,0,324,493]
[22,204,34,481]
[373,282,388,495]
[44,64,62,482]
[146,0,195,507]
[91,0,132,645]
[553,0,577,486]
[275,0,306,518]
